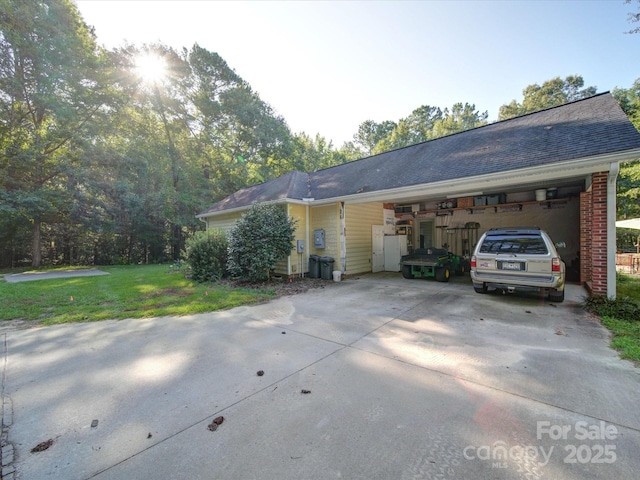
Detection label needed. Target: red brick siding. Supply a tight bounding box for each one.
[579,172,610,296]
[580,191,592,285]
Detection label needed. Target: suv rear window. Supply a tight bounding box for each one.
[479,234,548,254]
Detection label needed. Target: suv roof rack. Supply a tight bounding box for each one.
[486,227,541,235]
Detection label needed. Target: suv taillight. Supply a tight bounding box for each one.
[552,257,561,272]
[471,255,476,268]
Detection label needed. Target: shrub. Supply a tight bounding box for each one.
[583,294,640,323]
[184,230,229,282]
[227,203,296,282]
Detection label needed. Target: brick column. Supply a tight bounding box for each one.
[591,172,609,295]
[580,191,592,286]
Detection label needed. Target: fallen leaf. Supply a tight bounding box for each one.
[207,416,224,431]
[31,439,54,453]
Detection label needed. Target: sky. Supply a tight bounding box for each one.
[76,0,639,146]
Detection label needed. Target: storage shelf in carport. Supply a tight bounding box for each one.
[394,197,571,218]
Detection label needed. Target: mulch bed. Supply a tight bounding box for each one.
[223,276,336,297]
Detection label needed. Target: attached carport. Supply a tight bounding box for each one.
[307,93,640,298]
[358,158,613,292]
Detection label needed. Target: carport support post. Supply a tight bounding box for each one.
[607,163,619,299]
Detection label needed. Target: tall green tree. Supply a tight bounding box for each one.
[352,119,397,156]
[371,103,486,154]
[498,75,597,120]
[613,79,640,220]
[291,132,351,172]
[430,103,488,139]
[0,0,109,266]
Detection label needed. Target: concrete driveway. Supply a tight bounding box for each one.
[1,273,639,479]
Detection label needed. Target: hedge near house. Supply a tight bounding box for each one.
[184,230,229,282]
[227,203,296,282]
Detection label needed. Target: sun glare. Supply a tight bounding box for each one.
[135,53,167,84]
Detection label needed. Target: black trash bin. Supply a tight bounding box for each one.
[320,256,335,280]
[308,254,321,278]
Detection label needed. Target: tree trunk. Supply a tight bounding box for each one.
[32,218,42,268]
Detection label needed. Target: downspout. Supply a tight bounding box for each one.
[306,202,310,275]
[607,162,620,299]
[340,202,346,272]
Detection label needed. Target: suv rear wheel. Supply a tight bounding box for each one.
[473,283,487,294]
[549,289,565,303]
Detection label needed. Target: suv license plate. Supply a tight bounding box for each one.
[500,262,524,271]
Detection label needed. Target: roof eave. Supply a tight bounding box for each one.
[196,197,311,220]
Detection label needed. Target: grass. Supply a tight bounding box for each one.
[0,265,274,325]
[617,271,640,301]
[585,272,640,364]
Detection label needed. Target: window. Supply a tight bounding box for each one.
[479,235,548,255]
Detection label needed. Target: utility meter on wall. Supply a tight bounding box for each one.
[297,240,304,253]
[313,229,325,249]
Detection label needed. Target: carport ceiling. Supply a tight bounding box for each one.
[385,178,586,206]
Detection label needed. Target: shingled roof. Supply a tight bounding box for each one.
[198,170,310,215]
[198,93,640,217]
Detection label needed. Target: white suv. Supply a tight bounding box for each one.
[470,227,566,302]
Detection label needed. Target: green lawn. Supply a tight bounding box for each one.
[0,265,273,325]
[599,273,640,364]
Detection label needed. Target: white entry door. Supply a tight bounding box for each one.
[372,225,385,273]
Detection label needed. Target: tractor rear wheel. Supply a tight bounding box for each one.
[402,265,413,279]
[435,266,450,282]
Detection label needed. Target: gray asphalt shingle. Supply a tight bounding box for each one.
[199,93,640,216]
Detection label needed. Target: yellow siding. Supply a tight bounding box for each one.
[205,212,242,232]
[309,204,340,260]
[345,202,384,275]
[274,204,307,276]
[287,204,308,276]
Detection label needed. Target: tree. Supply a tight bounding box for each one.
[625,0,640,34]
[291,132,352,172]
[227,203,296,282]
[371,103,486,154]
[498,75,597,120]
[430,103,488,139]
[613,79,640,130]
[352,120,397,155]
[613,79,640,220]
[0,0,109,266]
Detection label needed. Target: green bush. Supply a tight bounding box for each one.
[184,230,229,282]
[227,203,296,282]
[583,294,640,323]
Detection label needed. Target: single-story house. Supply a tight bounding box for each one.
[197,93,640,298]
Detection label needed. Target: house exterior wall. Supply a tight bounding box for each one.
[284,203,308,276]
[344,202,384,275]
[204,212,242,232]
[309,203,341,271]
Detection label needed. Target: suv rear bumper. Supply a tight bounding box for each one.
[471,271,565,291]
